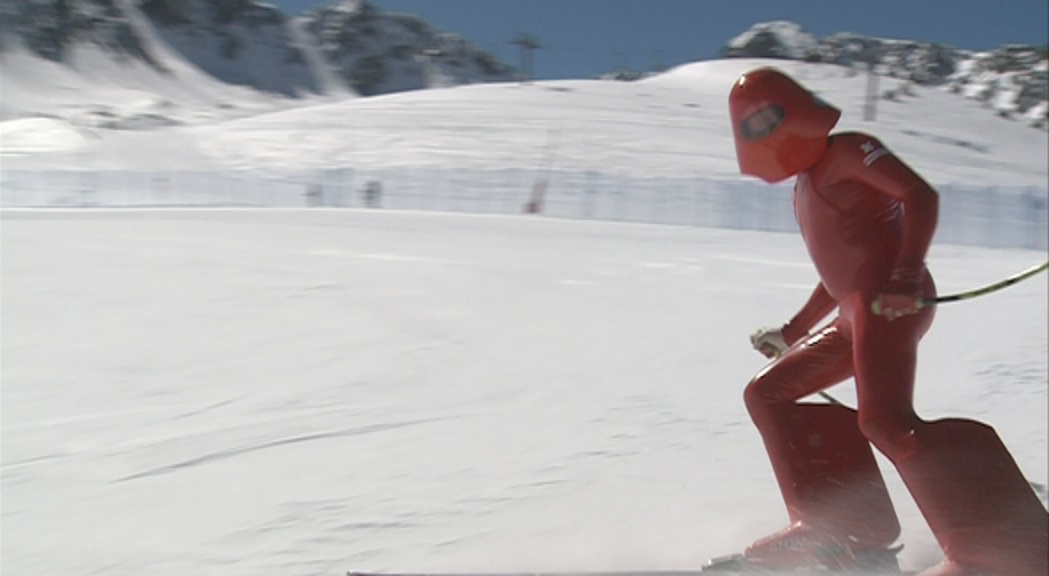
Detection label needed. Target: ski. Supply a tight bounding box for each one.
[349,566,916,576]
[348,566,914,570]
[349,547,917,576]
[349,572,705,576]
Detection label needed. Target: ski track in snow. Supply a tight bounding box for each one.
[114,417,455,483]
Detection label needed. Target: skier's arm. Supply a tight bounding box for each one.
[845,136,939,318]
[750,283,834,358]
[852,139,939,277]
[782,282,836,344]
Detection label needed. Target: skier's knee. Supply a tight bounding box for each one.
[743,377,765,413]
[858,412,919,459]
[744,374,785,420]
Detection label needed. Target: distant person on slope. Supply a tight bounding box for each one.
[725,67,1048,576]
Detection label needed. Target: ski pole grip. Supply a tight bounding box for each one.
[870,298,928,317]
[870,300,883,316]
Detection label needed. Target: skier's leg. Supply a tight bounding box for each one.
[847,291,1049,576]
[743,322,901,564]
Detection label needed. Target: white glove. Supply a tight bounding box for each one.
[750,326,789,358]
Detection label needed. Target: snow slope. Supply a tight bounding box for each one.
[2,209,1046,576]
[1,41,1047,576]
[2,57,1046,190]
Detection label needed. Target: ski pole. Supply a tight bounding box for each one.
[920,260,1048,307]
[843,260,1047,405]
[871,260,1049,316]
[766,342,844,406]
[778,262,1047,407]
[816,390,844,406]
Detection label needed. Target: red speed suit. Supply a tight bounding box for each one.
[729,68,1048,576]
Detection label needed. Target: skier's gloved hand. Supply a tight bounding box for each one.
[872,268,924,321]
[750,326,789,359]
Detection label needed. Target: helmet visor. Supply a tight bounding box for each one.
[738,104,785,140]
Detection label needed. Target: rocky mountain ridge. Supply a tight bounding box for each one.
[0,0,516,97]
[724,21,1048,126]
[1,3,1045,127]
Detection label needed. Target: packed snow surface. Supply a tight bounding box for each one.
[2,209,1046,575]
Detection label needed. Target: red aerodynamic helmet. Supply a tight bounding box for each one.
[728,68,841,183]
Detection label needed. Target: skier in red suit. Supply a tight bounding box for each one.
[728,67,1048,575]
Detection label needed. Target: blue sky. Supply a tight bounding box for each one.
[270,0,1049,79]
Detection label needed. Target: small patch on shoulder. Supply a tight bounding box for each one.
[860,139,890,166]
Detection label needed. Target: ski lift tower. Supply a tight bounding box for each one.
[416,48,443,88]
[510,33,541,82]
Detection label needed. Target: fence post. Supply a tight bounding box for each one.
[693,178,704,228]
[581,171,596,220]
[1029,187,1049,251]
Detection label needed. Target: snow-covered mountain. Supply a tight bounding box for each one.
[139,0,325,96]
[724,21,1049,127]
[2,4,1046,132]
[303,0,515,96]
[0,0,161,66]
[0,0,516,100]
